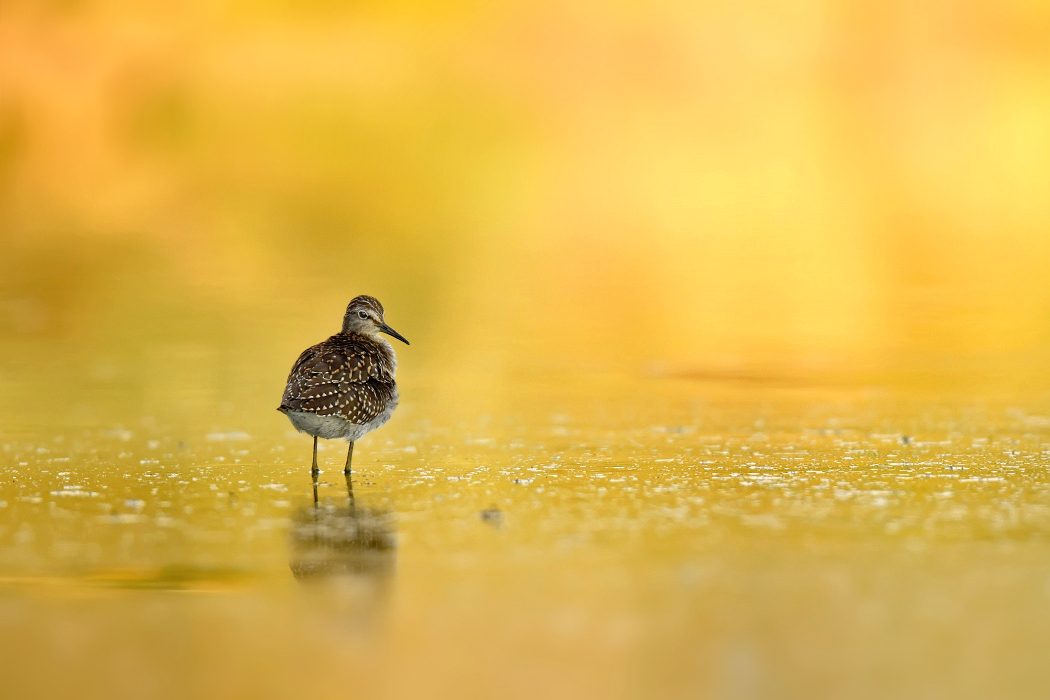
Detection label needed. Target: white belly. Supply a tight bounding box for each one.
[281,393,398,442]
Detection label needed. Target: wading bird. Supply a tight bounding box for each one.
[279,296,409,475]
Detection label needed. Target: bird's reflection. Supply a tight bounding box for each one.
[289,471,397,595]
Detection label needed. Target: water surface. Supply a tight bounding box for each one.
[2,371,1049,699]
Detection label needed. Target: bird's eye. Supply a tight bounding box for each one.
[358,311,368,319]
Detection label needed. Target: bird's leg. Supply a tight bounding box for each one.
[311,469,319,506]
[311,436,319,476]
[344,441,354,475]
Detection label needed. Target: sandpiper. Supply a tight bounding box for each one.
[278,295,409,476]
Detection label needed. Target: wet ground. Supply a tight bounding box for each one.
[2,374,1049,699]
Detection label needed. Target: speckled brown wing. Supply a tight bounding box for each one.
[279,337,395,425]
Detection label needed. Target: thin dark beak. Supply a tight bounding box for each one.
[378,323,410,345]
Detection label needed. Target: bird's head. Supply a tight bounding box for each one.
[342,295,410,345]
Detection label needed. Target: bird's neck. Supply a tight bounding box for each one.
[377,336,397,375]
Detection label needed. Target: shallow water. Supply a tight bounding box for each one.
[2,371,1050,699]
[3,1,1050,693]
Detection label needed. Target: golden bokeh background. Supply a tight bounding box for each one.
[2,3,1050,698]
[4,0,1049,422]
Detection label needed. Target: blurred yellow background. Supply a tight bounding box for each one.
[3,4,1050,699]
[4,0,1049,417]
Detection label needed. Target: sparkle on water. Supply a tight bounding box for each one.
[3,0,1050,693]
[2,370,1050,699]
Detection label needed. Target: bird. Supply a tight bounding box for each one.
[278,295,409,476]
